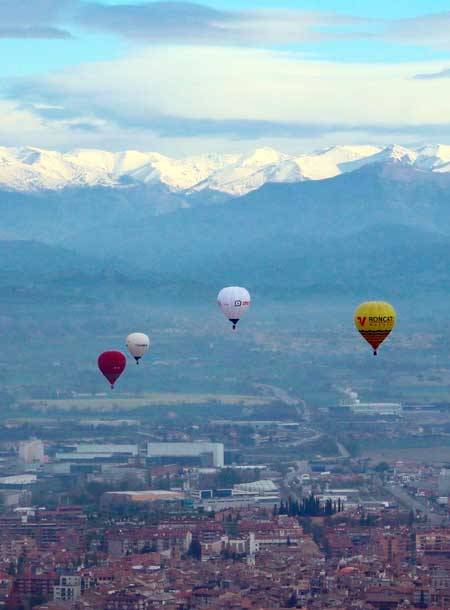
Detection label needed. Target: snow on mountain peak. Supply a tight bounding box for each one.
[0,144,448,196]
[192,147,300,196]
[240,147,289,167]
[293,145,382,180]
[384,144,417,162]
[414,144,450,171]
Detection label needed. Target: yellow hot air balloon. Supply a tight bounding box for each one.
[354,301,396,355]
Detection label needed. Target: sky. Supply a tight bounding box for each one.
[1,0,450,154]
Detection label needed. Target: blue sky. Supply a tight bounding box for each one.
[1,0,450,153]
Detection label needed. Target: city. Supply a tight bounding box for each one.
[0,387,448,610]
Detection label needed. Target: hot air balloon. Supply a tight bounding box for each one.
[217,286,251,330]
[98,351,126,388]
[354,301,396,355]
[126,332,150,364]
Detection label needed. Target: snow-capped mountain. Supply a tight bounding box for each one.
[0,147,239,192]
[292,145,382,180]
[192,147,306,195]
[1,143,450,196]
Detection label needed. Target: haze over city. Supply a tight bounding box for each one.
[0,2,450,610]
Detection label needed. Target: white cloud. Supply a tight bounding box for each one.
[4,46,450,152]
[13,47,450,121]
[0,100,47,141]
[386,12,450,49]
[0,0,369,43]
[78,3,367,45]
[0,0,75,38]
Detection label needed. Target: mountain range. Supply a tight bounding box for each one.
[2,143,450,196]
[2,144,450,305]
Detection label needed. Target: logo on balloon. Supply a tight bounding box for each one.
[357,316,366,326]
[234,300,242,306]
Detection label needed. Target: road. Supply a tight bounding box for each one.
[336,441,351,458]
[253,383,312,423]
[286,431,323,448]
[387,484,445,526]
[253,383,300,407]
[283,460,311,500]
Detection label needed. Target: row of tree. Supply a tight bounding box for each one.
[275,493,344,517]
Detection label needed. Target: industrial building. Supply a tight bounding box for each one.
[55,443,139,462]
[339,398,402,416]
[147,442,224,468]
[233,480,278,494]
[102,490,185,507]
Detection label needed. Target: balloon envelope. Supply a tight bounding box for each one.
[354,301,396,355]
[217,286,251,329]
[126,332,150,363]
[98,351,127,388]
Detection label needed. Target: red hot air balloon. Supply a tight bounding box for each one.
[98,351,126,389]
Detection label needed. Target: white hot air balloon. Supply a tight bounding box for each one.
[126,332,150,364]
[217,286,251,330]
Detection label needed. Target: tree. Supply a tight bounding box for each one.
[28,593,45,609]
[297,493,337,517]
[417,590,427,608]
[374,461,390,473]
[216,468,240,488]
[286,592,298,608]
[187,539,201,560]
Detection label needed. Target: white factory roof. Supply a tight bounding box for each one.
[0,474,37,485]
[234,480,278,493]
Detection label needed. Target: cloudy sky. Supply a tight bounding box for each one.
[1,0,450,154]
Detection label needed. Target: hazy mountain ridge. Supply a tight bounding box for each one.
[2,158,450,303]
[0,184,232,243]
[2,143,450,196]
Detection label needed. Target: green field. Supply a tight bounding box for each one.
[362,446,450,463]
[27,392,274,411]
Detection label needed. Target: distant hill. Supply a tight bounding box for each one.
[47,162,449,297]
[1,160,450,302]
[1,153,450,398]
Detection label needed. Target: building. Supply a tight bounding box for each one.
[339,397,402,416]
[416,530,450,555]
[211,420,300,429]
[233,480,278,495]
[55,443,139,463]
[87,465,147,485]
[438,468,450,495]
[105,525,191,556]
[18,440,45,464]
[377,531,410,565]
[191,487,280,511]
[0,474,37,487]
[75,443,138,456]
[147,442,224,468]
[53,575,81,602]
[0,489,31,507]
[102,490,185,508]
[13,574,59,601]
